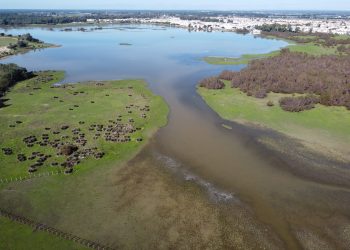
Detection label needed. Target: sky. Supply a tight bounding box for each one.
[1,0,350,11]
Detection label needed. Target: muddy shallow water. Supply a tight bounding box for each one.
[1,25,350,249]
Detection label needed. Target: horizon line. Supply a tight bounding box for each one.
[1,8,350,12]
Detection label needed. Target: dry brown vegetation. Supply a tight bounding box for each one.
[199,77,225,89]
[217,49,350,110]
[279,95,320,112]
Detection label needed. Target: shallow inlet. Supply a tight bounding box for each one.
[1,25,350,248]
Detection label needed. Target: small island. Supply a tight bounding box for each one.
[0,33,56,58]
[119,42,132,46]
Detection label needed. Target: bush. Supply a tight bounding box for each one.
[235,28,250,34]
[267,100,274,107]
[60,145,78,156]
[7,43,17,50]
[199,77,225,89]
[21,33,40,43]
[17,40,28,48]
[254,89,267,98]
[279,95,320,112]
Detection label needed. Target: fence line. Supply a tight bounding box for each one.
[0,209,116,250]
[0,170,76,184]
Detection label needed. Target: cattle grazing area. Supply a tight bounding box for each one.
[0,70,168,180]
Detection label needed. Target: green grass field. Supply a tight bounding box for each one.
[333,35,350,40]
[197,82,350,160]
[203,50,280,65]
[0,37,18,47]
[287,43,339,55]
[0,216,87,250]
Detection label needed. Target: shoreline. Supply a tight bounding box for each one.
[196,79,350,185]
[197,85,350,189]
[0,43,59,60]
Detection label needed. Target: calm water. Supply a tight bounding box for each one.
[2,25,350,249]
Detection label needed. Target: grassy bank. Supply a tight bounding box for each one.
[197,82,350,161]
[203,50,280,65]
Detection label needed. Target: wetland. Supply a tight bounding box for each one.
[1,25,350,249]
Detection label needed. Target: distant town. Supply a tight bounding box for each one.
[1,10,350,34]
[87,15,350,34]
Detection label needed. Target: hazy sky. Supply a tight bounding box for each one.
[1,0,350,10]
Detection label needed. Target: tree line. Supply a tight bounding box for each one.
[256,23,300,33]
[0,13,87,25]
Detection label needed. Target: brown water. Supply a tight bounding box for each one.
[143,73,350,249]
[2,25,350,249]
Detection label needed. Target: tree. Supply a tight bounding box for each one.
[0,64,34,92]
[17,40,28,48]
